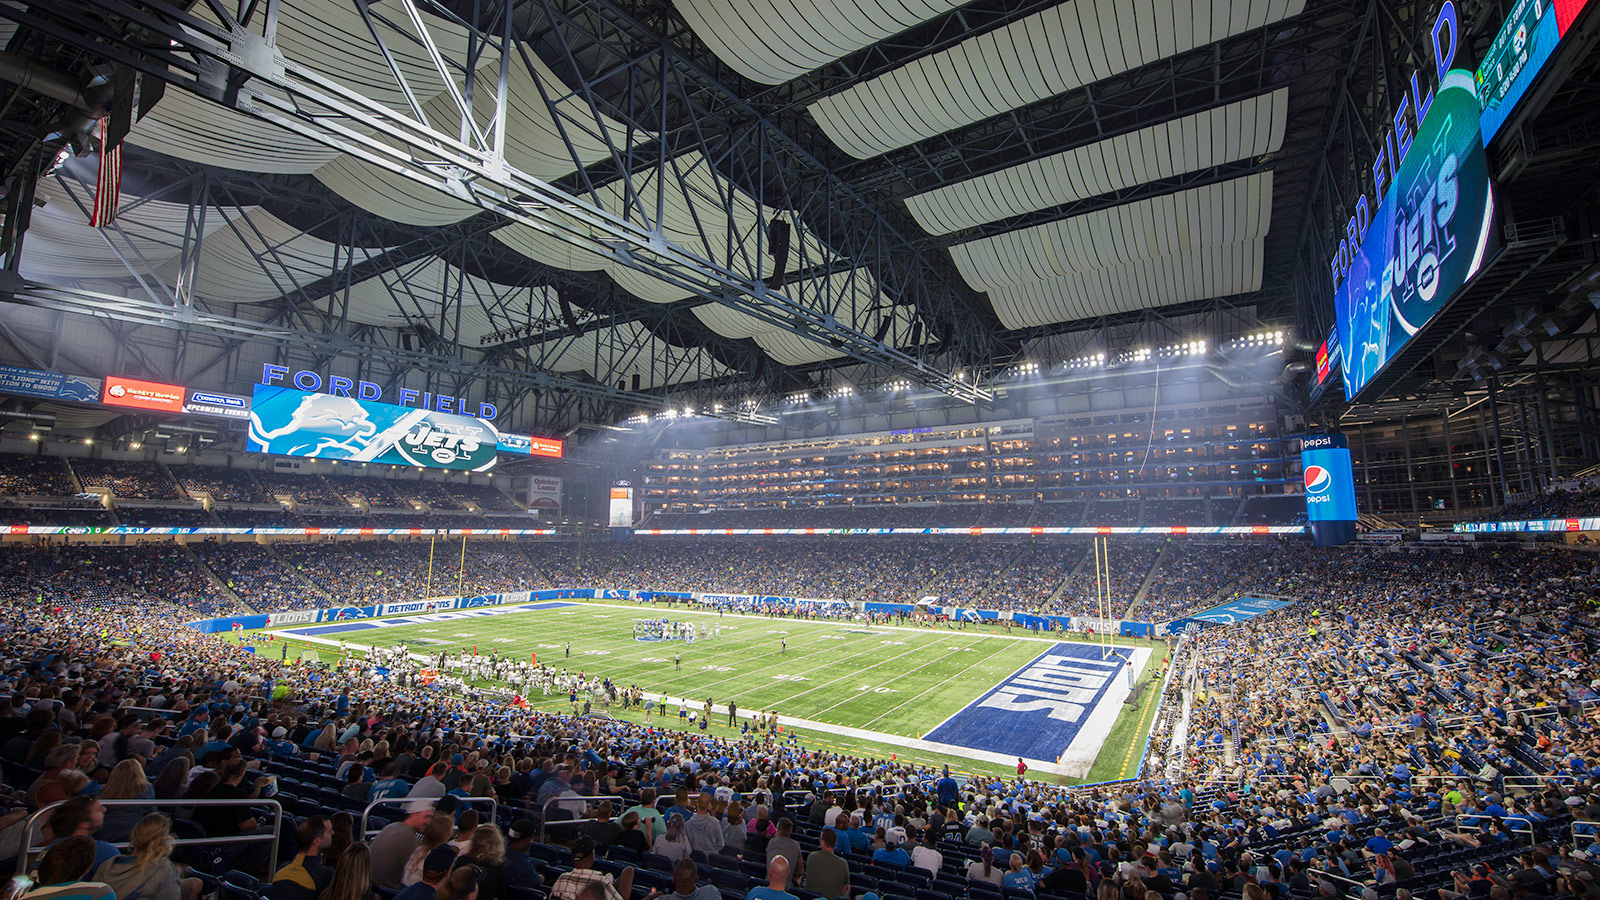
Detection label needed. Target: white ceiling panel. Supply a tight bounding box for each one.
[986,239,1264,329]
[904,90,1287,235]
[129,0,494,173]
[948,171,1273,291]
[19,179,248,283]
[161,210,391,304]
[808,0,1304,158]
[675,0,970,85]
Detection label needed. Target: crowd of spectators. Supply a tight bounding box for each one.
[173,466,272,503]
[0,537,1593,900]
[0,503,118,526]
[191,542,313,613]
[1237,497,1307,526]
[255,473,348,507]
[322,476,406,509]
[1131,542,1275,623]
[1479,480,1600,522]
[0,453,75,495]
[70,459,182,500]
[116,507,219,528]
[0,544,239,616]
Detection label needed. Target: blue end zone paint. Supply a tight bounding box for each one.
[925,642,1127,761]
[280,601,576,637]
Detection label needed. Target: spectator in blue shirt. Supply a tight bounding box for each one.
[746,856,799,900]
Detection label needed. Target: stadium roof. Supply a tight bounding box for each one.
[1,0,1597,436]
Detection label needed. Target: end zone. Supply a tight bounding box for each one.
[925,641,1150,778]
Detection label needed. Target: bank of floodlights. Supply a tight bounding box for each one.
[1156,340,1207,359]
[1227,330,1286,350]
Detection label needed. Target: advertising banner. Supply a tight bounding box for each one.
[102,376,186,413]
[248,384,499,471]
[528,476,562,511]
[497,433,564,458]
[0,366,101,403]
[608,483,633,528]
[1338,69,1496,400]
[185,390,251,420]
[1302,444,1359,522]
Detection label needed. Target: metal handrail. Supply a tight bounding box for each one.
[1571,819,1600,845]
[361,795,500,839]
[1454,813,1537,846]
[539,794,626,842]
[17,797,284,877]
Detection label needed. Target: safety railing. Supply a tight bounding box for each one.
[1454,813,1537,846]
[17,797,284,877]
[539,794,626,843]
[361,795,499,839]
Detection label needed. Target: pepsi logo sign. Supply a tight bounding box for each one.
[1305,466,1333,494]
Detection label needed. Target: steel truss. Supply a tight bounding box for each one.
[7,157,800,434]
[0,0,994,403]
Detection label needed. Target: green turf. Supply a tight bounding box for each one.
[259,600,1164,784]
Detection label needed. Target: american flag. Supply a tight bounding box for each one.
[88,138,122,227]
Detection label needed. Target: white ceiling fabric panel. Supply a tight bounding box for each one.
[905,90,1287,235]
[987,239,1264,329]
[160,210,391,304]
[338,259,561,346]
[675,0,971,85]
[489,150,830,313]
[19,180,249,283]
[808,0,1305,158]
[691,266,933,367]
[313,50,644,225]
[948,172,1272,291]
[129,0,494,173]
[489,219,610,272]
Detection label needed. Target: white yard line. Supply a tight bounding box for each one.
[852,635,1014,730]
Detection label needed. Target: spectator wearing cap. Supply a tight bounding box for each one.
[21,835,114,900]
[272,816,334,900]
[871,829,910,870]
[503,819,543,892]
[550,836,634,900]
[396,846,459,900]
[373,801,437,889]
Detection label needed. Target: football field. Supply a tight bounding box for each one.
[265,600,1165,783]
